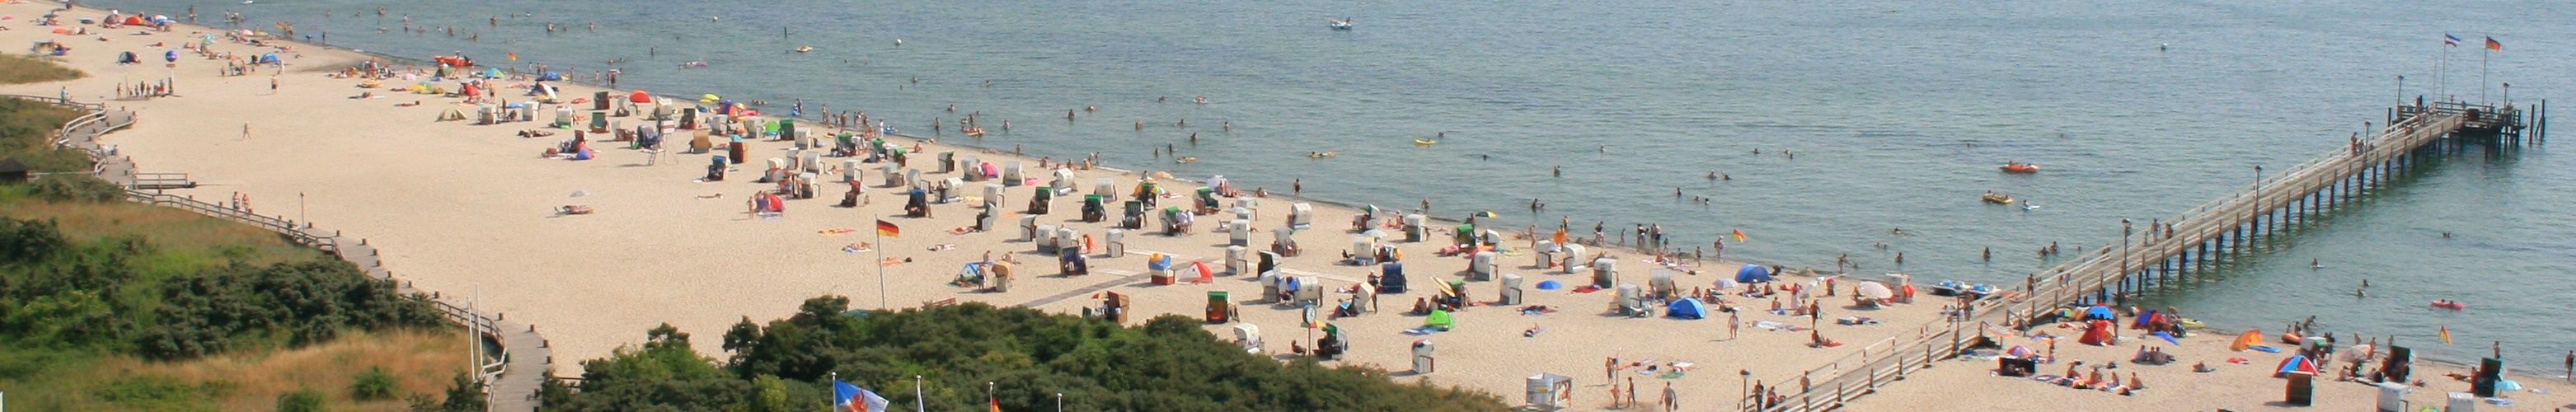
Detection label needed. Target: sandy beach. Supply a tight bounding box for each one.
[27,3,2575,411]
[0,2,1986,409]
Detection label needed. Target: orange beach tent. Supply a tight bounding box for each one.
[2229,330,2263,351]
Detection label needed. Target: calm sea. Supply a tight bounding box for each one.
[101,0,2576,364]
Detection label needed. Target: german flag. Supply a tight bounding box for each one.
[2485,36,2503,51]
[876,220,901,238]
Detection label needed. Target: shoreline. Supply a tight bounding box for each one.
[2,4,1953,410]
[16,2,2565,410]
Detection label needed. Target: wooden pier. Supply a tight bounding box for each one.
[1737,100,2546,411]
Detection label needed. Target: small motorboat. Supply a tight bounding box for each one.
[2431,300,2466,310]
[1329,19,1354,30]
[2001,162,2040,174]
[1981,191,2015,204]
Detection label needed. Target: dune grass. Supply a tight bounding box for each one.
[1,329,471,411]
[0,54,82,85]
[0,185,325,275]
[0,97,87,172]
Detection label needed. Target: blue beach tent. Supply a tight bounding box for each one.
[1734,264,1772,283]
[1667,298,1707,320]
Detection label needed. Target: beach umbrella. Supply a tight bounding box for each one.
[1712,279,1739,289]
[2498,379,2523,391]
[1363,204,1381,216]
[163,49,176,63]
[1359,229,1388,239]
[629,90,653,103]
[2151,331,2180,345]
[1536,280,1563,290]
[1854,281,1893,300]
[2004,346,2034,358]
[1471,211,1499,218]
[2083,306,2117,321]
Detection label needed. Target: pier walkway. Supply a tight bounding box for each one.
[1736,101,2546,411]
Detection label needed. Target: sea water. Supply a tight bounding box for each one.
[106,0,2576,363]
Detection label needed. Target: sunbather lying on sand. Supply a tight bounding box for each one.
[517,129,556,138]
[394,101,422,107]
[557,205,594,215]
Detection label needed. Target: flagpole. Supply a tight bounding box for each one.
[2480,44,2489,105]
[915,376,926,412]
[830,372,840,412]
[876,213,889,310]
[2439,45,2449,102]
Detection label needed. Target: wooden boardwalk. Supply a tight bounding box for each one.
[1736,101,2546,411]
[31,96,551,411]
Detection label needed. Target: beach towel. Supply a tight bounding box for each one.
[819,228,856,236]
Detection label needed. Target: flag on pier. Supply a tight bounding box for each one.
[2443,34,2461,47]
[877,219,902,238]
[2485,36,2503,51]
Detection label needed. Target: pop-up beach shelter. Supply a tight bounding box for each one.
[2078,320,2114,346]
[1735,264,1772,283]
[2231,330,2263,351]
[1666,298,1707,320]
[1425,309,1455,330]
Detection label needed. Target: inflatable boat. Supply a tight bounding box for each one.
[1981,192,2015,204]
[2001,162,2040,174]
[2431,300,2466,310]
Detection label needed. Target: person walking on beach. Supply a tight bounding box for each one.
[1660,382,1677,411]
[1728,311,1740,340]
[1625,377,1639,408]
[1605,357,1617,382]
[270,76,279,94]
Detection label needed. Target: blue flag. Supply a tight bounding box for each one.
[834,379,892,412]
[2443,34,2462,47]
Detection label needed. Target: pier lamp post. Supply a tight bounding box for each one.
[2397,75,2405,105]
[2503,82,2511,105]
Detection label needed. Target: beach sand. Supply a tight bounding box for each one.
[1850,321,2576,411]
[0,2,2171,410]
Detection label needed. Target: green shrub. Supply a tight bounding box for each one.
[548,297,1507,411]
[28,173,120,203]
[352,365,397,400]
[275,387,326,412]
[439,372,486,412]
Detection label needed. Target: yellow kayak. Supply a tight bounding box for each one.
[1413,139,1438,146]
